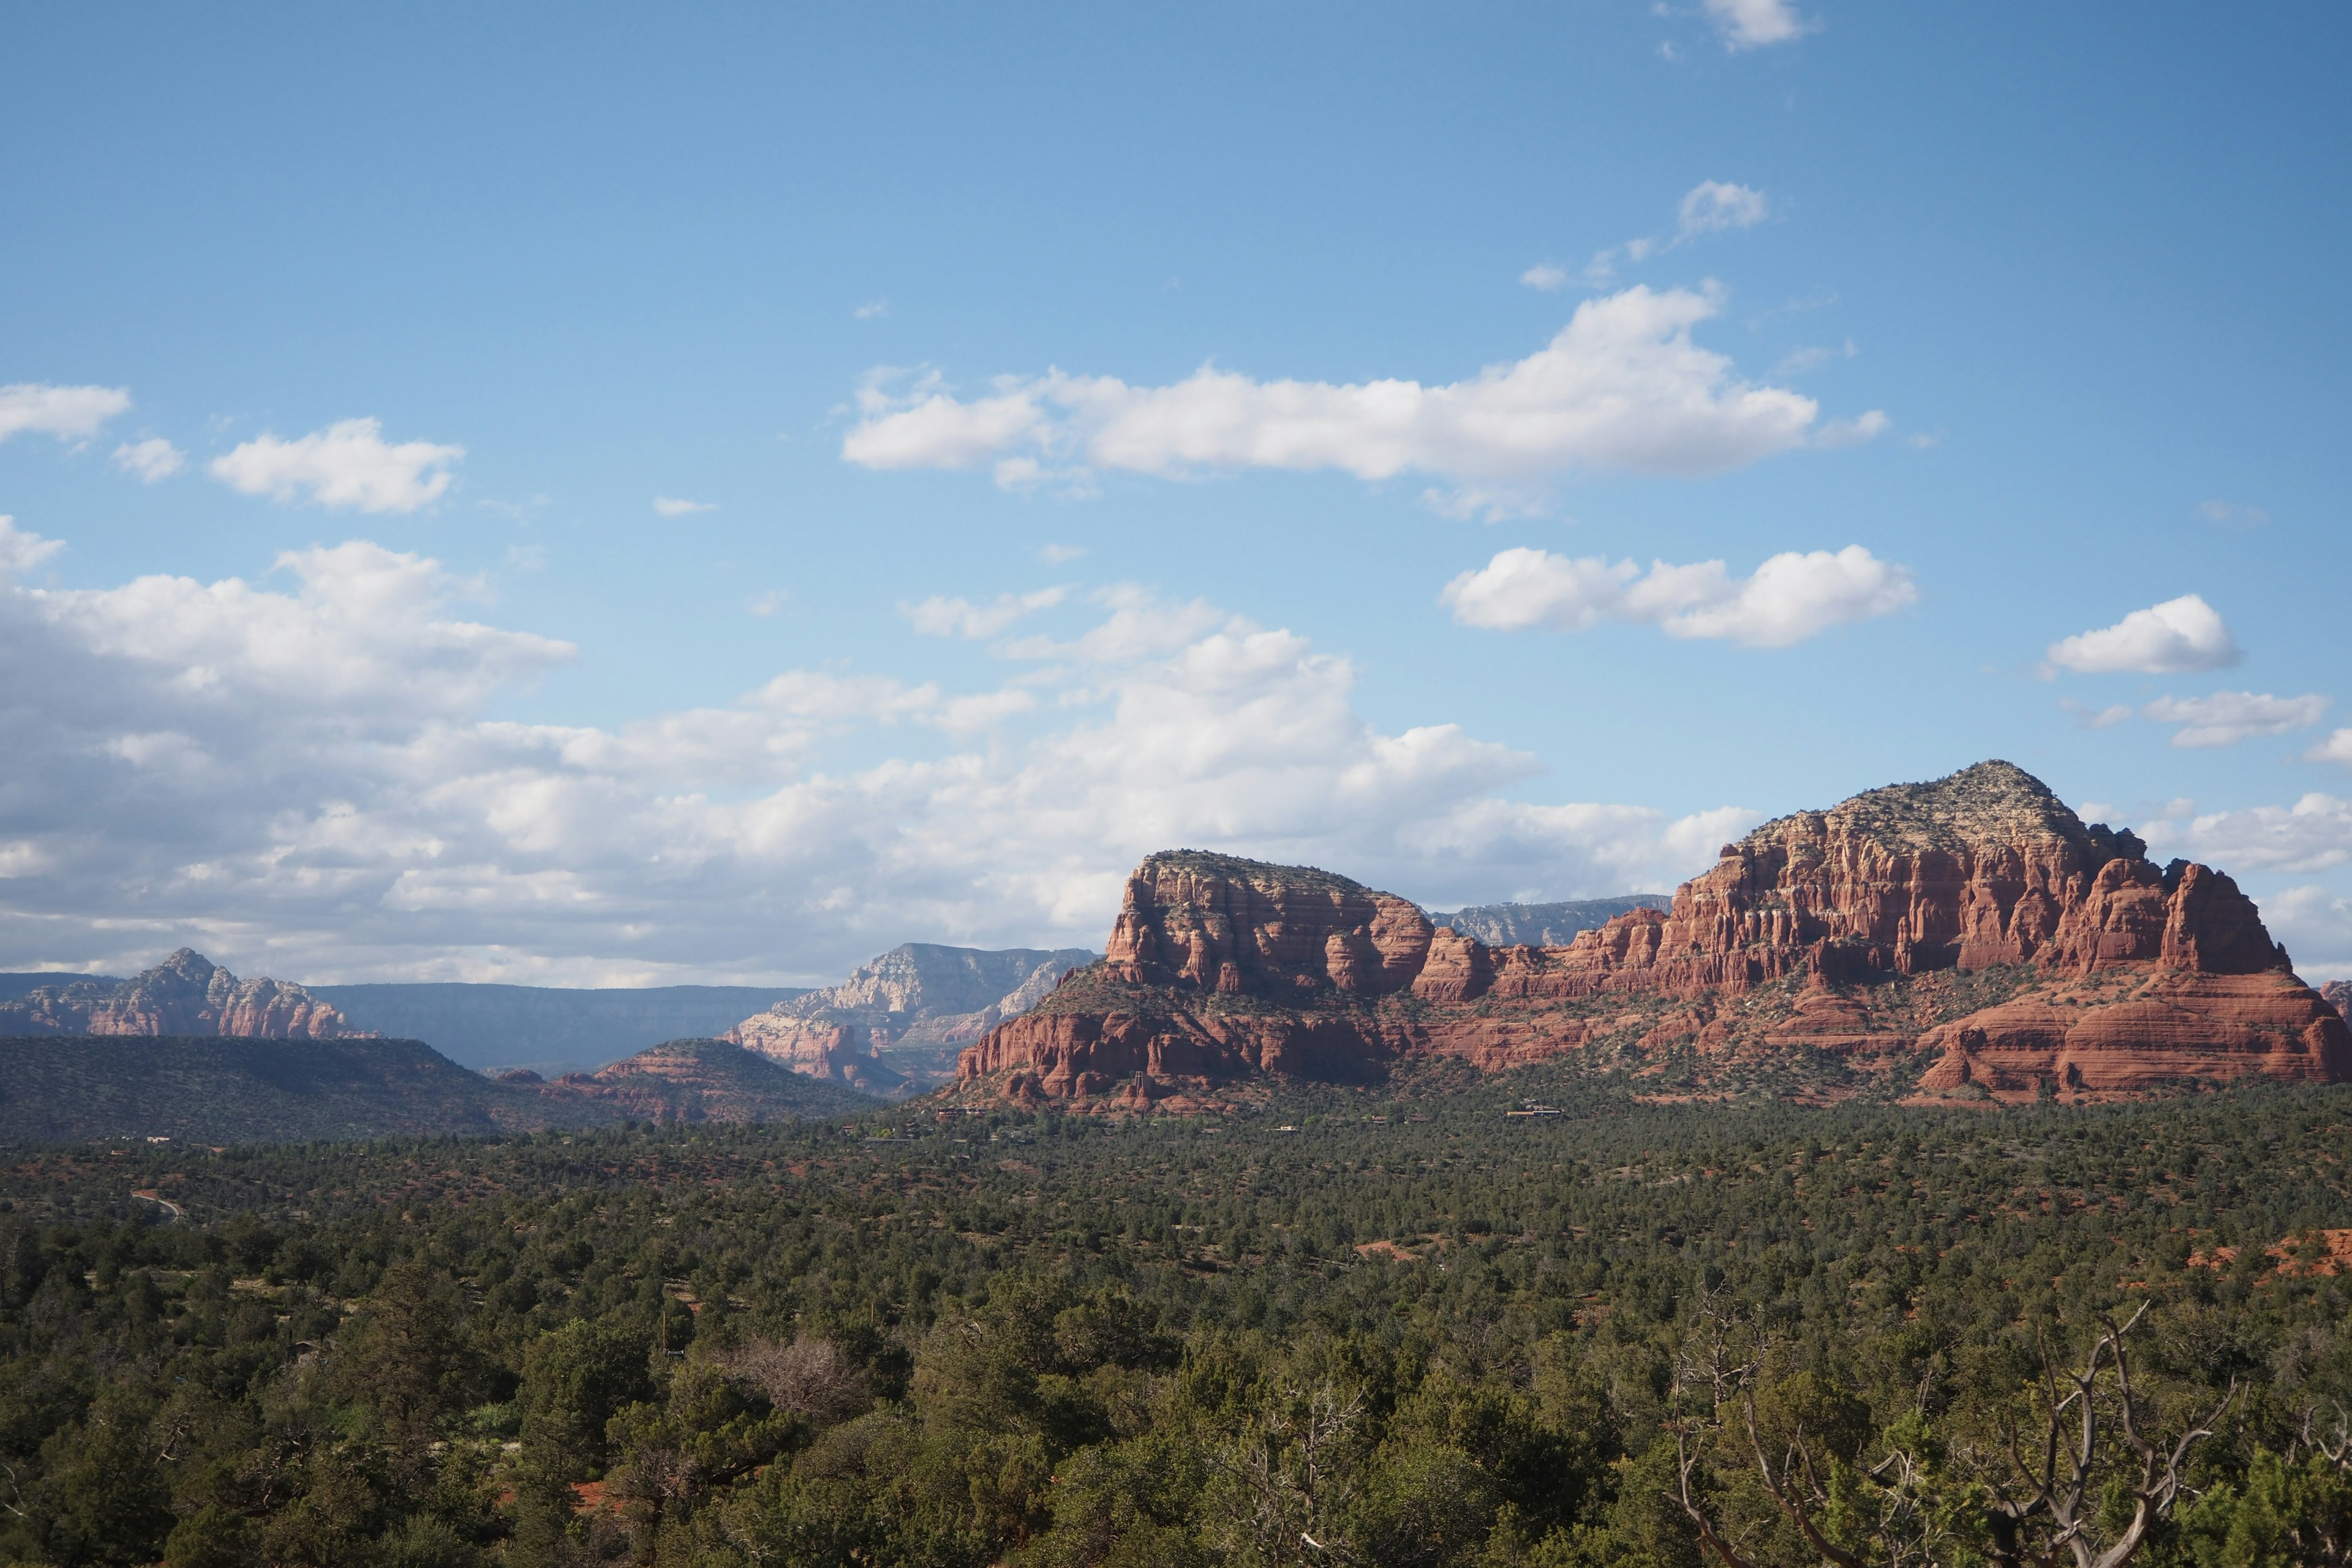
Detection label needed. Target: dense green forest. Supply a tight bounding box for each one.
[6,1064,2352,1567]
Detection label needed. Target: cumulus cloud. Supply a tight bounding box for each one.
[2141,692,2329,748]
[2310,730,2352,769]
[0,532,1754,982]
[2045,594,2240,676]
[209,418,463,513]
[1520,263,1570,292]
[0,518,64,576]
[1705,0,1815,50]
[1441,543,1915,648]
[843,287,1877,507]
[901,587,1069,639]
[112,438,186,482]
[654,496,717,516]
[0,382,132,444]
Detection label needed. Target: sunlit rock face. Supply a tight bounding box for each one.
[959,763,2352,1110]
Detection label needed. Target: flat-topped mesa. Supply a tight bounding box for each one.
[0,949,361,1039]
[1496,760,2286,1005]
[1104,850,1433,998]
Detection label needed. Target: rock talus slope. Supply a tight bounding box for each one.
[0,949,361,1039]
[958,763,2351,1109]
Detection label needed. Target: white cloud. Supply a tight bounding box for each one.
[2200,500,2269,530]
[210,418,463,513]
[0,517,64,576]
[0,383,132,444]
[901,587,1069,639]
[2141,795,2352,876]
[2310,729,2352,769]
[0,535,1753,981]
[1677,180,1770,239]
[2142,691,2329,748]
[2045,594,2240,676]
[1520,263,1570,292]
[855,300,889,320]
[2059,699,2135,730]
[1036,543,1087,565]
[1442,543,1915,648]
[112,438,186,482]
[2264,885,2352,981]
[1705,0,1815,50]
[843,286,1874,494]
[654,496,717,516]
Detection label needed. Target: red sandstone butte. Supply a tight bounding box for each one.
[956,761,2352,1110]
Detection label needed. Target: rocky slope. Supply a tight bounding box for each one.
[0,950,361,1039]
[725,943,1095,1095]
[1423,897,1670,948]
[2327,981,2351,1027]
[956,762,2352,1110]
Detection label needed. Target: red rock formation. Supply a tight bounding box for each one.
[0,949,363,1040]
[2323,980,2350,1027]
[957,763,2352,1110]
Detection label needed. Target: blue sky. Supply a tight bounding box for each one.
[3,2,2349,985]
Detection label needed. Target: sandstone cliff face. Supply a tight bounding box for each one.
[959,763,2351,1110]
[1103,851,1434,997]
[726,943,1095,1095]
[2323,980,2351,1027]
[0,949,361,1040]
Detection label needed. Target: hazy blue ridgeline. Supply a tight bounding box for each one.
[309,982,810,1074]
[1421,896,1672,948]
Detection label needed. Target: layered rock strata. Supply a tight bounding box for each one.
[957,763,2351,1109]
[0,949,362,1039]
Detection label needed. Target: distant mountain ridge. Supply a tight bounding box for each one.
[0,973,123,1003]
[0,950,360,1039]
[0,1032,873,1145]
[311,981,810,1074]
[1424,897,1672,948]
[726,943,1097,1095]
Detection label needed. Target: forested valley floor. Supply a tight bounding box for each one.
[7,1064,2352,1567]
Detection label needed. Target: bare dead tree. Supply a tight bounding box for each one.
[1980,1302,2235,1568]
[712,1335,869,1424]
[1670,1294,2229,1568]
[1208,1380,1366,1566]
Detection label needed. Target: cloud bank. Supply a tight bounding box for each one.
[0,532,1757,983]
[1442,544,1915,647]
[843,287,1882,508]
